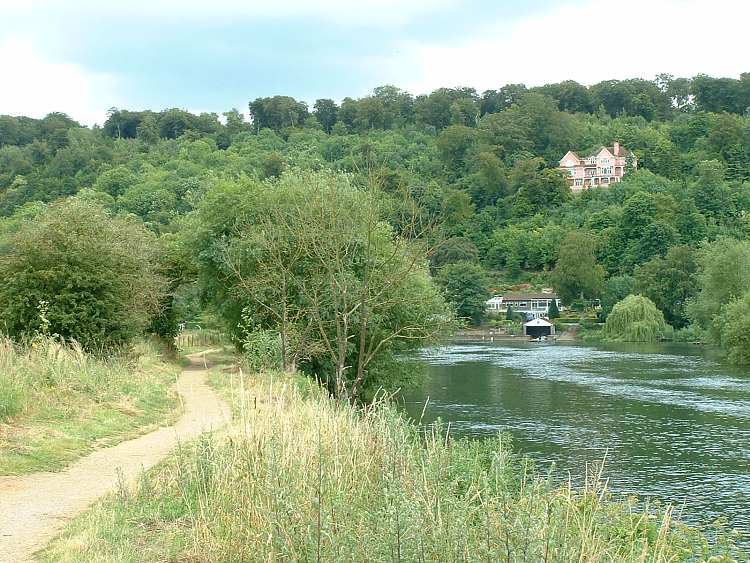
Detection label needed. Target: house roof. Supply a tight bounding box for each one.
[524,318,553,326]
[503,293,558,300]
[570,144,634,160]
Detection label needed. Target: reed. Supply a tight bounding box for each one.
[41,366,743,561]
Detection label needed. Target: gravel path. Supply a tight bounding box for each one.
[0,353,231,562]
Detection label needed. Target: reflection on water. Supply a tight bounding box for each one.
[400,341,750,536]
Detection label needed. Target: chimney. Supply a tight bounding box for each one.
[613,141,620,156]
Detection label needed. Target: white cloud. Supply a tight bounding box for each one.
[3,0,455,27]
[389,0,750,94]
[0,37,120,125]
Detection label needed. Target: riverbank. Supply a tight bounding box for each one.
[40,358,743,561]
[0,351,229,562]
[0,338,182,475]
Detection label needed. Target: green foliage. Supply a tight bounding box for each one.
[41,372,743,562]
[634,246,698,328]
[716,291,750,365]
[0,200,166,350]
[551,231,605,304]
[436,261,489,326]
[601,275,636,318]
[688,237,750,340]
[188,170,451,398]
[2,74,750,367]
[548,297,560,319]
[604,295,671,342]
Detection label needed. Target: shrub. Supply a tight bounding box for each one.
[0,200,166,350]
[716,291,750,365]
[241,329,283,372]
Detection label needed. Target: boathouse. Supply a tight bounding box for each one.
[523,318,554,338]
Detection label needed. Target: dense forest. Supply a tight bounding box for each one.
[2,72,750,392]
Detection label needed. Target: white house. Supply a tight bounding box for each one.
[485,292,560,319]
[485,296,505,314]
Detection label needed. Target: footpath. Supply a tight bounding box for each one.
[0,352,230,562]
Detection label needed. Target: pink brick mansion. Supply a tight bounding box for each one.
[559,142,637,192]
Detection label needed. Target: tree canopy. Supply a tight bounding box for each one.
[0,199,165,349]
[604,295,671,342]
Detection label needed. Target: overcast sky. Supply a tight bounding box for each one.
[1,0,748,125]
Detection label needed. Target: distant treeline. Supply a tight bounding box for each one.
[1,72,750,368]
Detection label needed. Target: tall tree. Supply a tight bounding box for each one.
[552,231,605,304]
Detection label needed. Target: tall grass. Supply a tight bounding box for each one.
[42,369,743,562]
[0,337,180,474]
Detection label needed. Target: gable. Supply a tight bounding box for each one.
[559,151,580,166]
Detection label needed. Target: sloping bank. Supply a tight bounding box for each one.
[41,360,743,562]
[0,338,181,475]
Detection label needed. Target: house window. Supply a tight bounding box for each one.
[603,177,609,184]
[568,167,575,176]
[574,178,583,186]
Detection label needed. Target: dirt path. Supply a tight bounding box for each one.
[0,352,231,562]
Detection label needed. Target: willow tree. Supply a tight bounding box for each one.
[604,295,670,342]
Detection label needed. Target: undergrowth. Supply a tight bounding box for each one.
[40,366,743,561]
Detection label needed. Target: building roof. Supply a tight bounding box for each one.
[567,144,635,161]
[524,318,553,326]
[503,293,558,301]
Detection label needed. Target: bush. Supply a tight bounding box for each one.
[241,329,283,372]
[604,295,670,342]
[0,200,166,350]
[716,291,750,365]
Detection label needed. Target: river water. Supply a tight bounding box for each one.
[400,341,750,537]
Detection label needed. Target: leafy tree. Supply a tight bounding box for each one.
[506,304,514,320]
[415,88,478,130]
[599,274,636,321]
[189,171,450,400]
[436,125,476,175]
[551,231,605,304]
[548,298,560,319]
[431,237,479,269]
[158,109,197,139]
[249,96,309,131]
[0,200,165,349]
[688,238,750,340]
[313,99,338,133]
[716,291,750,365]
[436,261,489,325]
[634,246,698,328]
[604,295,670,342]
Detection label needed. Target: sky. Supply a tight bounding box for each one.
[1,0,748,125]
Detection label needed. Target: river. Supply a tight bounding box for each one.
[399,341,750,538]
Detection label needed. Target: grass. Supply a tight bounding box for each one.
[40,359,743,562]
[0,337,181,475]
